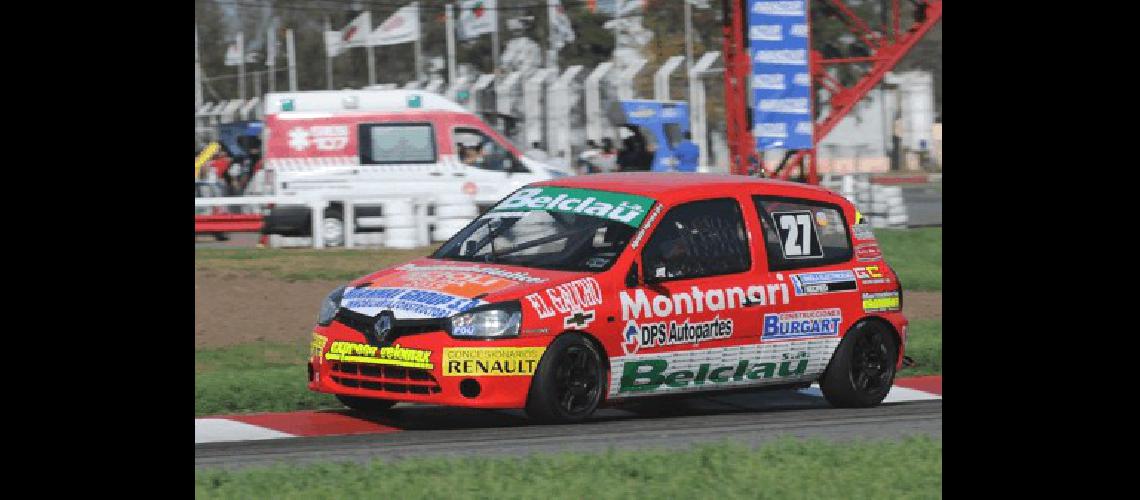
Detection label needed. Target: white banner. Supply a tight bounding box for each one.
[324,31,342,57]
[224,42,241,66]
[339,11,371,49]
[550,0,575,50]
[458,0,497,41]
[368,2,420,46]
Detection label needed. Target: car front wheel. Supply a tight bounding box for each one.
[819,321,898,408]
[526,334,606,424]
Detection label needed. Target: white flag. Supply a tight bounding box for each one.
[324,31,342,57]
[368,2,420,46]
[224,43,242,66]
[549,0,575,51]
[338,11,371,49]
[458,0,497,41]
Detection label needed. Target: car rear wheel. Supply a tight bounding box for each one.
[819,321,898,408]
[526,334,606,424]
[335,394,396,413]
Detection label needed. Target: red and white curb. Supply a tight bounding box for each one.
[196,375,941,445]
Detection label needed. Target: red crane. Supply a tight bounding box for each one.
[723,0,943,183]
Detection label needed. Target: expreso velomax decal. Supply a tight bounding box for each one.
[749,0,813,150]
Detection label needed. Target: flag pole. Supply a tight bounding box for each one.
[287,28,298,91]
[492,6,500,74]
[366,11,376,85]
[195,24,203,109]
[268,25,276,93]
[325,16,335,90]
[414,5,424,82]
[446,3,457,87]
[547,0,557,69]
[237,32,246,101]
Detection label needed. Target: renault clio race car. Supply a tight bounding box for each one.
[307,173,907,423]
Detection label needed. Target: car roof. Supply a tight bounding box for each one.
[534,172,843,203]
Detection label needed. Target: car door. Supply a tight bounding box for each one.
[747,195,860,383]
[610,196,764,399]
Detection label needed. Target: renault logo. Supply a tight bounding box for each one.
[374,310,395,344]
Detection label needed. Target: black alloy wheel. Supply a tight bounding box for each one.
[819,321,898,408]
[526,334,607,423]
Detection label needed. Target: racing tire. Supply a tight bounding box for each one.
[525,334,607,424]
[819,320,899,408]
[335,394,397,413]
[322,208,345,247]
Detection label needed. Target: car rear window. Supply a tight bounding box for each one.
[753,196,852,271]
[359,123,436,164]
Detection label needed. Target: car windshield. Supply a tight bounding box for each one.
[432,186,657,272]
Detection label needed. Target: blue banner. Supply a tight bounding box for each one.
[615,100,691,172]
[749,0,813,150]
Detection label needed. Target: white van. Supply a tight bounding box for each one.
[255,90,570,246]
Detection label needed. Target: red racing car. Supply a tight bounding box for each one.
[308,173,907,423]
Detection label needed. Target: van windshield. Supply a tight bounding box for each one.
[432,186,657,272]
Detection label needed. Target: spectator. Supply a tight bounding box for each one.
[525,141,549,162]
[577,140,601,174]
[673,131,700,172]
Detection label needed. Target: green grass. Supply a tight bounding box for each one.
[899,319,942,377]
[195,246,437,281]
[195,342,338,416]
[195,436,942,499]
[876,228,942,291]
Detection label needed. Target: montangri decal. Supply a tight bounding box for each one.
[620,282,790,321]
[492,187,656,227]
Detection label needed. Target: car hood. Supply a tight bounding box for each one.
[341,258,591,319]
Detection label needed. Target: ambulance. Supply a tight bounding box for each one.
[255,90,571,246]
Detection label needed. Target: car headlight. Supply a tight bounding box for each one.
[448,302,522,338]
[317,285,347,326]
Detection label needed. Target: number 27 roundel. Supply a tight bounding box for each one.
[773,210,823,259]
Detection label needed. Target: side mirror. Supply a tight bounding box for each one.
[625,262,640,288]
[502,159,513,174]
[463,240,478,256]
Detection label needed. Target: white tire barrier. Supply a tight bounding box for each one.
[382,198,419,248]
[432,219,473,242]
[431,194,478,243]
[435,204,479,218]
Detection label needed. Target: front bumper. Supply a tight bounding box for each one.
[308,321,552,409]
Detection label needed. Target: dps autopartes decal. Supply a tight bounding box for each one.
[621,316,734,355]
[772,210,824,259]
[609,338,840,397]
[442,347,546,376]
[492,187,657,227]
[790,270,858,296]
[862,291,900,312]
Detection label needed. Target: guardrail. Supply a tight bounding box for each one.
[194,193,477,249]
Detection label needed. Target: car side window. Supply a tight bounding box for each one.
[753,196,853,271]
[358,123,437,164]
[453,128,529,173]
[641,198,751,281]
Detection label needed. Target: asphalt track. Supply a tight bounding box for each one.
[196,389,942,470]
